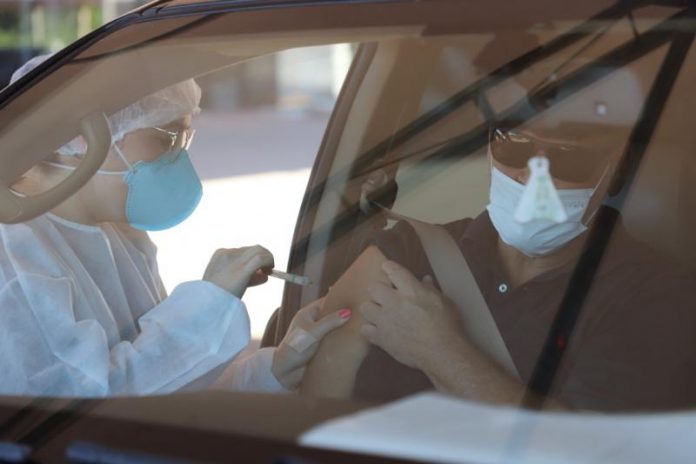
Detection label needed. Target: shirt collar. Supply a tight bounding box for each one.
[458,207,635,285]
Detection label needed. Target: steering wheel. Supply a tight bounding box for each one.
[0,113,111,224]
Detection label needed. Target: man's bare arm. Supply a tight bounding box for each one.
[299,246,389,398]
[359,260,569,410]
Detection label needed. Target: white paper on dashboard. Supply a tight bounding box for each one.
[299,392,696,464]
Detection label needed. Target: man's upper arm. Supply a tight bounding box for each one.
[320,245,390,335]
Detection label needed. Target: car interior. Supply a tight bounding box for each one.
[263,3,696,404]
[0,0,692,398]
[1,0,696,461]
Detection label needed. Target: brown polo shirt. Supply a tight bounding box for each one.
[353,210,696,411]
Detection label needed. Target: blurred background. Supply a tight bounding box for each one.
[0,0,136,86]
[1,0,355,339]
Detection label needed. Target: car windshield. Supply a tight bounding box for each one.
[0,0,695,461]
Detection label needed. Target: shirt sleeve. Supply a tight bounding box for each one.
[0,275,250,397]
[369,218,472,283]
[212,347,290,394]
[369,221,433,279]
[110,280,252,395]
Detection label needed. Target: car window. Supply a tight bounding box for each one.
[150,44,357,341]
[0,2,695,459]
[0,6,371,397]
[270,4,696,412]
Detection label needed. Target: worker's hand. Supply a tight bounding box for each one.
[203,245,274,298]
[272,298,352,390]
[359,260,463,370]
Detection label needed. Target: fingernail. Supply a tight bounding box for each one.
[339,309,352,319]
[382,261,395,272]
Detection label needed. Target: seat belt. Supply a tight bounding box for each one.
[381,208,520,380]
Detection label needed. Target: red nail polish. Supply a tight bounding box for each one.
[339,309,352,319]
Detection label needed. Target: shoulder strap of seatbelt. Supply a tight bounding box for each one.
[382,209,520,380]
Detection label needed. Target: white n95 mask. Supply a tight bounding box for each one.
[486,166,594,257]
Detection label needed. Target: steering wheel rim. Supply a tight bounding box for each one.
[0,113,111,224]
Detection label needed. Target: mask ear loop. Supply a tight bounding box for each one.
[487,145,497,188]
[580,160,615,225]
[110,144,134,176]
[43,143,132,177]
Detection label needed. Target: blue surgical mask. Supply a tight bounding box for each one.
[45,146,202,231]
[113,145,202,231]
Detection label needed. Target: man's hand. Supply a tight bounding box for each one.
[359,260,464,370]
[359,261,546,407]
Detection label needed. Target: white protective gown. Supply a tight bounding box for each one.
[0,213,285,397]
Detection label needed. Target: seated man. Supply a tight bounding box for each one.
[298,113,696,412]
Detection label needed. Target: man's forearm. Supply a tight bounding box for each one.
[299,336,368,398]
[418,337,526,406]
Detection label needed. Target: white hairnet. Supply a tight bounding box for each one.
[11,54,202,156]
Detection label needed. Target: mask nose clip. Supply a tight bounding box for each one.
[514,155,568,223]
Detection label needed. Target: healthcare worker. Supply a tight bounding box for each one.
[0,55,351,397]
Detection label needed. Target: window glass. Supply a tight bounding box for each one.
[0,30,355,397]
[151,45,355,340]
[0,0,694,431]
[282,9,696,413]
